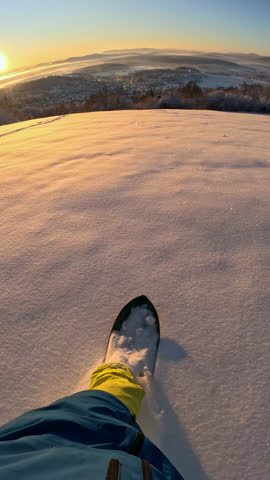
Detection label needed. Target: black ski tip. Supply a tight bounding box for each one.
[104,295,160,374]
[112,295,160,336]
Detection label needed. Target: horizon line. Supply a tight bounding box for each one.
[3,47,269,76]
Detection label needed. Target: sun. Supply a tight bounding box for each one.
[0,53,6,72]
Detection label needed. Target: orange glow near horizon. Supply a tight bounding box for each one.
[5,36,270,74]
[0,54,6,72]
[3,38,270,75]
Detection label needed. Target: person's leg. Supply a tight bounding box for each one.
[0,388,184,480]
[89,362,145,417]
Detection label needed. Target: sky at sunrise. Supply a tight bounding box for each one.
[1,0,270,73]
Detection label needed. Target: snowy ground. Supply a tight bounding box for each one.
[0,110,269,480]
[198,73,261,88]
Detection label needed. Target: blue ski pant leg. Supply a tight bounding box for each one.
[0,389,184,480]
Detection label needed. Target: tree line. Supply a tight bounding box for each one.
[1,81,270,126]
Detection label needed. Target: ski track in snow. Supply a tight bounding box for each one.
[0,115,65,139]
[0,110,269,480]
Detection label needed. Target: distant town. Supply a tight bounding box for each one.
[1,51,270,125]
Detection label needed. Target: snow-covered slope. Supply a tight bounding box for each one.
[0,110,269,480]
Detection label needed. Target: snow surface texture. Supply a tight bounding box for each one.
[0,110,269,480]
[105,305,159,378]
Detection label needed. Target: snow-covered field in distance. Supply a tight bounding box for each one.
[198,73,261,88]
[0,110,269,480]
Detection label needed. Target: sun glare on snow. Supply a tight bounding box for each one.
[0,54,6,72]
